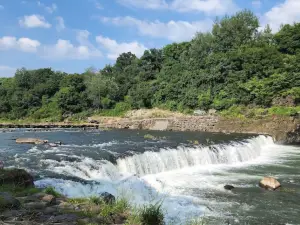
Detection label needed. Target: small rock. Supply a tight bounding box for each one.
[58,202,74,210]
[0,192,21,211]
[23,202,48,210]
[44,206,58,215]
[32,192,47,199]
[19,196,39,203]
[49,214,79,223]
[42,195,56,205]
[100,192,115,204]
[259,177,281,190]
[224,185,235,190]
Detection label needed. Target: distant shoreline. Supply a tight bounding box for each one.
[0,115,299,145]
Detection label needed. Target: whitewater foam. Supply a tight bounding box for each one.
[34,135,300,224]
[117,135,274,176]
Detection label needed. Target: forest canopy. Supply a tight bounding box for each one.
[1,10,300,121]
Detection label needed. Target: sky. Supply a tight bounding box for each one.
[0,0,300,77]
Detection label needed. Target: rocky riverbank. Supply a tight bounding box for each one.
[0,169,129,225]
[0,168,166,225]
[1,114,299,145]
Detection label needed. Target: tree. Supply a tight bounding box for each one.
[212,10,259,52]
[275,23,300,54]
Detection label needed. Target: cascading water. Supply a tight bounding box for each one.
[116,135,274,176]
[38,135,273,180]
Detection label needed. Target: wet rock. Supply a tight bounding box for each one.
[0,169,34,188]
[23,202,48,210]
[16,138,48,145]
[42,194,56,205]
[100,192,115,204]
[224,185,235,190]
[259,177,281,190]
[0,192,21,211]
[44,206,59,215]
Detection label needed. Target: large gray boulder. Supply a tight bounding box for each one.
[0,169,34,188]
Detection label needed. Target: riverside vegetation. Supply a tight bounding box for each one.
[0,10,300,123]
[0,168,168,225]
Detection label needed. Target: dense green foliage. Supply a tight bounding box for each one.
[1,10,300,121]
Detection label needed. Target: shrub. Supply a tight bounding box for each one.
[139,202,164,225]
[89,196,102,205]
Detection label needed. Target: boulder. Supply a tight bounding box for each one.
[16,138,48,145]
[100,192,115,204]
[259,177,281,190]
[224,185,235,191]
[0,192,21,211]
[0,169,34,188]
[23,202,48,210]
[42,195,56,206]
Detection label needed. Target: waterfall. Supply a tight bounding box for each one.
[116,135,274,176]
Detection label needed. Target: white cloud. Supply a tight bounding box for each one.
[96,35,147,60]
[262,0,300,32]
[117,0,237,14]
[56,16,65,31]
[0,36,40,52]
[37,1,57,13]
[0,66,16,77]
[101,16,213,42]
[117,0,168,9]
[252,0,261,8]
[94,0,103,9]
[19,14,51,28]
[42,39,102,60]
[170,0,238,15]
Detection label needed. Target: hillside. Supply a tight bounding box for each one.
[0,10,300,122]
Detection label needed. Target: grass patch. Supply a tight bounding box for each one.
[67,197,88,204]
[220,105,300,119]
[139,202,164,225]
[144,134,156,140]
[100,197,129,218]
[0,184,41,197]
[44,186,62,197]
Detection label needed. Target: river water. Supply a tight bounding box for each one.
[0,129,300,224]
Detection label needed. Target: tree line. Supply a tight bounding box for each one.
[1,10,300,121]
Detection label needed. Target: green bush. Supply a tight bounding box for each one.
[139,203,164,225]
[268,106,299,116]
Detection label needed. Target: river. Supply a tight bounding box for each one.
[0,129,300,224]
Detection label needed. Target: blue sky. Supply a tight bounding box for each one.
[0,0,299,77]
